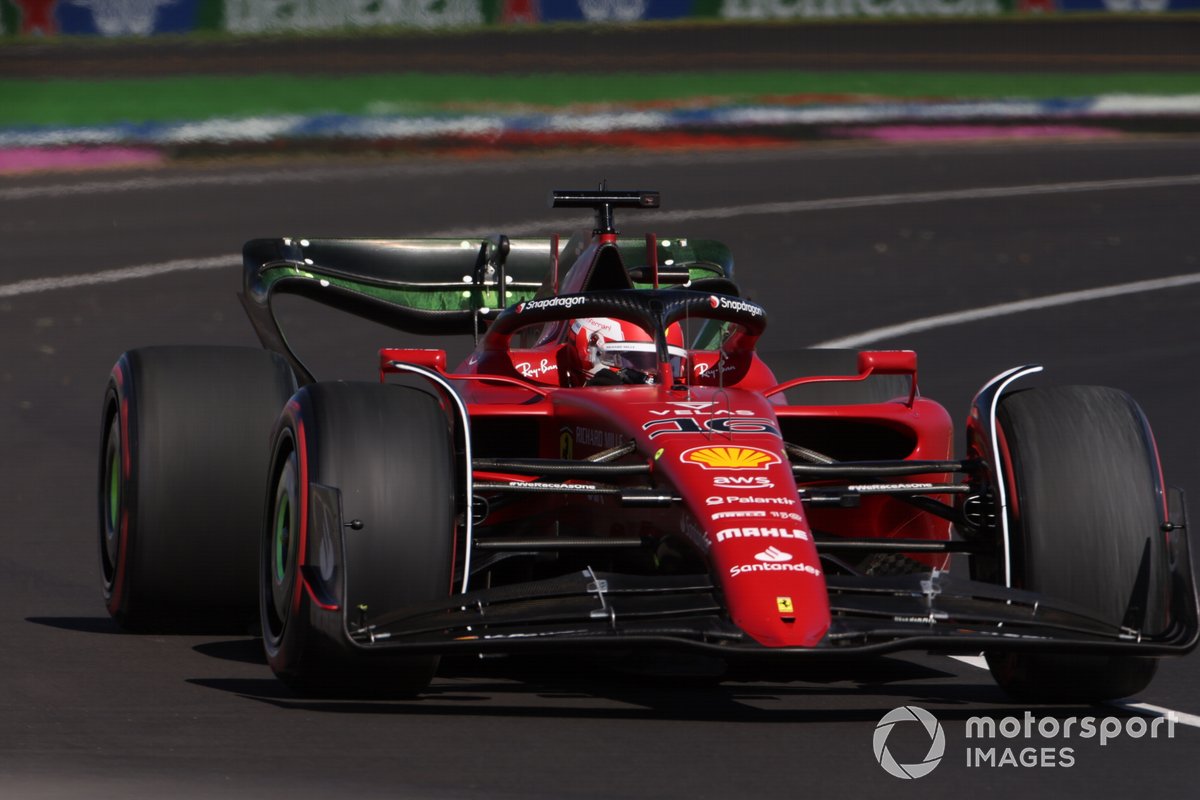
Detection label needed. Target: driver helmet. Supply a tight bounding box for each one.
[571,317,686,383]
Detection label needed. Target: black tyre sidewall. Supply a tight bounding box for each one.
[99,372,133,619]
[261,382,456,695]
[99,346,295,632]
[999,386,1169,633]
[262,426,305,673]
[987,385,1169,701]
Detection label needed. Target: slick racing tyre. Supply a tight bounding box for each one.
[982,386,1171,702]
[99,346,296,632]
[261,382,455,697]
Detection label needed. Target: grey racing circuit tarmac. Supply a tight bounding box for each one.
[1,138,1198,798]
[4,17,1199,76]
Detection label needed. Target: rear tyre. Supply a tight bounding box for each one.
[261,382,455,697]
[99,346,296,632]
[982,386,1169,702]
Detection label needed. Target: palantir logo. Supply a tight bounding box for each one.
[873,706,945,779]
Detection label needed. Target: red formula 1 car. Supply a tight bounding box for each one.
[98,188,1197,700]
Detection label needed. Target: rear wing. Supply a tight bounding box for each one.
[239,235,733,384]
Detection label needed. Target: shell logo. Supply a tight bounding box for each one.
[681,446,781,471]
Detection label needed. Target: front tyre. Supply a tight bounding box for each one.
[983,386,1170,702]
[261,382,456,697]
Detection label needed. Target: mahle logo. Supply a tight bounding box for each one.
[873,706,946,779]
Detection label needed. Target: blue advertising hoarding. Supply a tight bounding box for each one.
[536,0,694,22]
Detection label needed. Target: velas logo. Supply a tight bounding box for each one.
[682,446,781,471]
[874,706,946,780]
[754,546,792,563]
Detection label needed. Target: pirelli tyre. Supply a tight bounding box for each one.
[99,346,296,632]
[983,385,1171,702]
[261,382,455,697]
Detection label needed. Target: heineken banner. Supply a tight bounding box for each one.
[1,0,1197,38]
[223,0,484,33]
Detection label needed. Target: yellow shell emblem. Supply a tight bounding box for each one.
[681,446,781,471]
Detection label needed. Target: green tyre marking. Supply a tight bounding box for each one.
[273,492,290,586]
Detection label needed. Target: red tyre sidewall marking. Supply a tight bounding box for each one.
[995,424,1022,588]
[289,406,337,612]
[1145,427,1169,523]
[292,417,308,619]
[996,425,1020,523]
[449,521,459,597]
[303,578,338,611]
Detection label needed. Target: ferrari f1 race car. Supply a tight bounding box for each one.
[98,188,1197,701]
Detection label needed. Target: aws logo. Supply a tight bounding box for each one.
[713,476,774,490]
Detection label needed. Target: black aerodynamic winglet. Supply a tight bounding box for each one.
[551,188,660,235]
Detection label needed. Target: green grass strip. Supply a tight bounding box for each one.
[4,71,1200,127]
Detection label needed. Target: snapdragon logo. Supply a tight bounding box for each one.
[873,706,945,779]
[516,296,587,313]
[707,295,765,317]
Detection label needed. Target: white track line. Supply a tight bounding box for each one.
[951,653,1200,728]
[476,171,1200,235]
[0,256,233,299]
[649,173,1200,223]
[810,272,1200,348]
[3,166,1199,207]
[495,171,1200,234]
[4,167,1198,723]
[0,160,541,202]
[5,172,1199,300]
[1116,702,1200,729]
[949,655,989,670]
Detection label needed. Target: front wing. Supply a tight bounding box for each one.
[305,486,1199,661]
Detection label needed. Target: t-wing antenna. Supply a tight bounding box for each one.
[550,188,660,235]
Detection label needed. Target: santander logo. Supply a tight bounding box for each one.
[754,546,793,563]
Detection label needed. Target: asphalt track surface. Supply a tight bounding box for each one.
[2,138,1200,798]
[4,18,1200,77]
